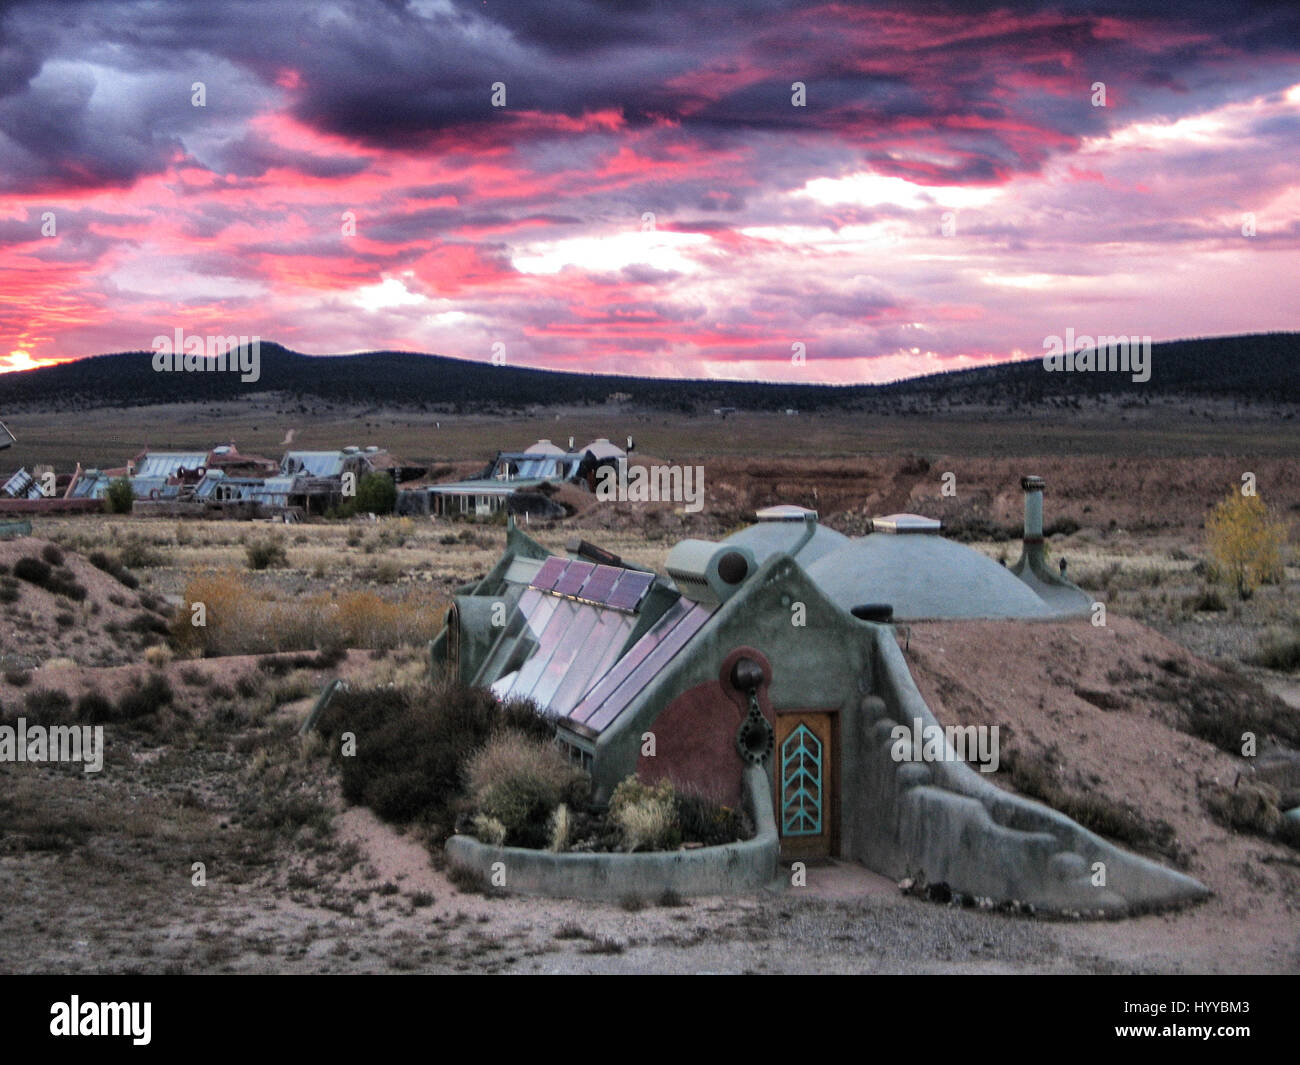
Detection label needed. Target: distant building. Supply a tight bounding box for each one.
[63,443,422,519]
[1,468,42,500]
[412,438,627,519]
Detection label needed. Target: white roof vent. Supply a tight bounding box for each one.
[872,513,942,534]
[755,504,818,522]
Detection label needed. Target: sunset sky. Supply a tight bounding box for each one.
[1,0,1297,382]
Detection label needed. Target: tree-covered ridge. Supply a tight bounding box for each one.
[1,333,1295,413]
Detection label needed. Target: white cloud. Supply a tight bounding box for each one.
[352,275,427,311]
[512,229,707,275]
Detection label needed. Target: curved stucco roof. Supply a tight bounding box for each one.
[722,520,851,567]
[805,534,1056,620]
[524,439,567,456]
[581,438,627,460]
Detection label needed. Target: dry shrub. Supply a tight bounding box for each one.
[315,680,554,837]
[1252,631,1300,672]
[23,688,72,725]
[676,787,748,846]
[1000,746,1182,861]
[549,803,570,852]
[144,645,174,668]
[1203,780,1282,836]
[608,775,679,852]
[465,732,588,848]
[246,538,288,570]
[172,571,446,655]
[471,813,507,846]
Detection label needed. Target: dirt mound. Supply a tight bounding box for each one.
[0,536,171,671]
[902,615,1300,953]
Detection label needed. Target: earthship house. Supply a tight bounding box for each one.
[434,477,1208,913]
[414,438,628,519]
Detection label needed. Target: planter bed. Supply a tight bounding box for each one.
[445,766,779,901]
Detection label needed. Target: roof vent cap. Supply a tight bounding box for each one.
[871,513,941,534]
[755,503,818,522]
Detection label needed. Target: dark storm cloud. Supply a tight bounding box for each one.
[2,0,1297,195]
[206,132,372,180]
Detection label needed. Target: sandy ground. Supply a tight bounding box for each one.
[5,794,1294,975]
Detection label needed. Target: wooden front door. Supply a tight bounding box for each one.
[774,711,838,860]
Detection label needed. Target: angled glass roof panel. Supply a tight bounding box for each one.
[524,606,602,710]
[605,570,654,611]
[552,560,595,598]
[502,555,545,587]
[481,580,645,719]
[530,556,568,592]
[471,588,549,687]
[568,596,693,724]
[2,468,33,497]
[136,452,208,478]
[578,564,621,605]
[576,600,715,734]
[547,609,636,717]
[503,598,580,702]
[283,451,347,477]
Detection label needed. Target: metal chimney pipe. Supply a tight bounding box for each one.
[1021,475,1045,542]
[1020,475,1047,573]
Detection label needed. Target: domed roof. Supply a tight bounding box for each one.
[722,518,851,567]
[524,439,567,456]
[805,534,1055,620]
[581,438,626,460]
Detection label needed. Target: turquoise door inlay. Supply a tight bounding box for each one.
[781,724,823,836]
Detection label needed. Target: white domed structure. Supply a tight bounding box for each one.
[806,534,1055,620]
[723,506,851,566]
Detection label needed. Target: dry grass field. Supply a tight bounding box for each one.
[4,393,1299,473]
[1,404,1297,974]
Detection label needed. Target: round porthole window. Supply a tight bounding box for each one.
[736,711,774,766]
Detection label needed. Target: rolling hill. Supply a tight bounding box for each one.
[0,333,1296,414]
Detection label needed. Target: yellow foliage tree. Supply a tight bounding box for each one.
[1205,491,1289,599]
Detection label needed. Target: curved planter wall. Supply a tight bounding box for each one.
[444,765,779,901]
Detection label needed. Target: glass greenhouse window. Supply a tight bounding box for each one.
[488,594,637,717]
[546,607,636,716]
[503,598,579,702]
[568,598,714,734]
[526,604,601,708]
